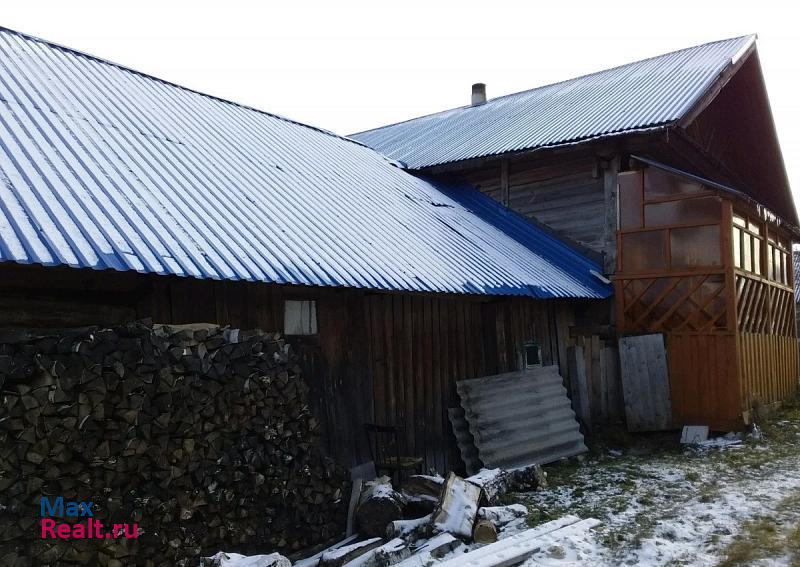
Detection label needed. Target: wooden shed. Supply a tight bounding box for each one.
[0,262,592,473]
[0,28,610,474]
[355,34,800,431]
[615,159,797,429]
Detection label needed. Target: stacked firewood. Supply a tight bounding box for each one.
[0,321,349,566]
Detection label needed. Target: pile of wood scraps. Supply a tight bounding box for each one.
[0,321,349,565]
[218,468,600,567]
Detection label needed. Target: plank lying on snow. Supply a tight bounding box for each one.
[319,537,382,567]
[342,537,411,567]
[392,534,464,567]
[434,516,599,567]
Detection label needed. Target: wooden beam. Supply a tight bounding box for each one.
[603,156,620,274]
[500,159,509,207]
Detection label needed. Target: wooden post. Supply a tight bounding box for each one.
[500,159,509,207]
[603,156,620,275]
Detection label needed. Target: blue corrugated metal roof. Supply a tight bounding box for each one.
[0,28,610,300]
[351,36,756,169]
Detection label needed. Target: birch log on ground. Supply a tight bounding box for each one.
[466,469,511,505]
[472,519,498,544]
[386,514,432,540]
[430,473,482,539]
[476,504,529,526]
[356,477,407,537]
[400,475,444,515]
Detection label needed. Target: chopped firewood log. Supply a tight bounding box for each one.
[386,513,432,540]
[509,464,548,491]
[476,504,528,526]
[401,475,444,505]
[466,465,548,505]
[356,476,407,537]
[472,519,498,544]
[0,321,350,564]
[466,468,511,505]
[430,473,482,539]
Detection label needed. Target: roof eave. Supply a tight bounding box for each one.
[414,126,671,174]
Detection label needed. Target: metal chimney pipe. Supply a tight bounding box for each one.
[471,83,486,106]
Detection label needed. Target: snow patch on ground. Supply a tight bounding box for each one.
[521,419,800,566]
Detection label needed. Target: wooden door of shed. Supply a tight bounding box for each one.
[618,333,673,431]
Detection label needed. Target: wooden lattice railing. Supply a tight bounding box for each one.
[619,273,729,334]
[735,272,795,336]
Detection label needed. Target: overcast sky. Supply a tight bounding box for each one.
[5,1,800,201]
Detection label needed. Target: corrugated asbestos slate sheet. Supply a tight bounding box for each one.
[0,28,609,300]
[352,36,755,169]
[456,367,587,469]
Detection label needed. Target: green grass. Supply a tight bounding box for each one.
[716,489,800,566]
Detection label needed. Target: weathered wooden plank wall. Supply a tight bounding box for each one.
[0,264,576,473]
[456,156,607,255]
[566,334,623,432]
[362,293,562,472]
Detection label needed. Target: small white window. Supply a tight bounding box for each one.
[284,300,318,335]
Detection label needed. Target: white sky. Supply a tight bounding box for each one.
[4,1,800,202]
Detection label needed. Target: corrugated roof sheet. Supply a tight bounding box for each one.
[0,28,610,300]
[351,36,755,169]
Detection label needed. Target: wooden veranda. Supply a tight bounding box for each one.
[614,161,798,429]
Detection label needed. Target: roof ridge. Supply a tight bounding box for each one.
[350,34,755,137]
[0,25,374,151]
